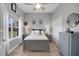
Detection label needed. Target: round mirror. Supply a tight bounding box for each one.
[67,13,79,27]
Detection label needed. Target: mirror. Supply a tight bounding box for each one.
[33,21,36,24]
[67,13,79,27]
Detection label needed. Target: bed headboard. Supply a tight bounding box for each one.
[32,29,43,31]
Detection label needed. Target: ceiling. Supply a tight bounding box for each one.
[17,3,60,13]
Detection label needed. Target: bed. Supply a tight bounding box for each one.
[23,29,49,52]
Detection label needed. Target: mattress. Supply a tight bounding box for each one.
[24,34,48,40]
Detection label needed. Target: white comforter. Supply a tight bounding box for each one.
[24,33,48,40]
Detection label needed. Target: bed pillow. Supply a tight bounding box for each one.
[41,31,43,34]
[31,30,35,35]
[35,30,40,35]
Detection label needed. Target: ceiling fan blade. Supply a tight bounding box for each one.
[41,7,45,10]
[33,8,36,11]
[25,3,33,5]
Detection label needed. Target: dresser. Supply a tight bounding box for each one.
[59,32,79,56]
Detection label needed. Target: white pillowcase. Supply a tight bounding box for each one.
[41,31,43,34]
[31,31,35,35]
[35,30,39,35]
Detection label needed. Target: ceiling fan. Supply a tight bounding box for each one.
[25,3,46,11]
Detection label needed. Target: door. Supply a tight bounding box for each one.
[0,4,4,56]
[0,4,6,56]
[0,4,3,55]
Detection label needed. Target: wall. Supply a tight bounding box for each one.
[1,3,24,55]
[52,17,63,44]
[24,13,52,35]
[52,3,79,44]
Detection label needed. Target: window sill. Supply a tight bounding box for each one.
[9,36,20,42]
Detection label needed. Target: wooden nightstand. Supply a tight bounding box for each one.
[45,34,52,42]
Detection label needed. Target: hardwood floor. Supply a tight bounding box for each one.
[9,42,60,56]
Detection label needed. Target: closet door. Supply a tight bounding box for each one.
[0,4,6,56]
[0,4,3,55]
[0,4,3,43]
[0,13,6,56]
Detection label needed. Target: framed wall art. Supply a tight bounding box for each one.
[11,3,17,13]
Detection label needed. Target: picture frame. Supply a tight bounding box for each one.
[33,21,36,24]
[24,22,28,26]
[39,21,42,24]
[11,3,17,13]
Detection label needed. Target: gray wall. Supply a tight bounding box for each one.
[24,13,52,35]
[52,3,79,44]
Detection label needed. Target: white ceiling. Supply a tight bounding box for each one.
[17,3,60,13]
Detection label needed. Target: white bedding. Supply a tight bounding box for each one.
[24,33,48,40]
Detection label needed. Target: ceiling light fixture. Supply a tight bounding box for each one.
[35,3,41,9]
[25,3,45,11]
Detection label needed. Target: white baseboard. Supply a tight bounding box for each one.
[7,43,20,55]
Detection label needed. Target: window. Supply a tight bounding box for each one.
[8,16,19,38]
[13,20,19,37]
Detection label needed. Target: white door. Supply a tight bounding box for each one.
[0,4,7,56]
[0,4,3,56]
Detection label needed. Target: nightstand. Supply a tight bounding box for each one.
[45,34,52,42]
